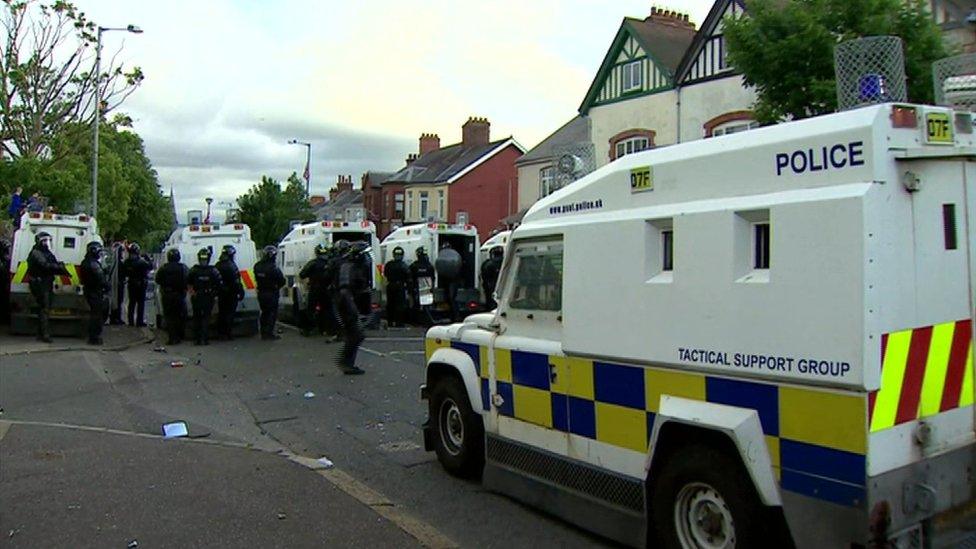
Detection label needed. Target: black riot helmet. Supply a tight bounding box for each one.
[392,246,404,259]
[263,245,277,260]
[350,241,369,257]
[166,248,181,263]
[35,231,52,248]
[86,241,103,256]
[314,243,329,257]
[489,246,504,260]
[128,242,140,255]
[334,239,351,257]
[415,246,427,259]
[222,244,236,258]
[197,248,212,265]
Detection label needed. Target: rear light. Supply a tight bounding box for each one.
[467,301,479,310]
[891,105,918,128]
[361,221,370,228]
[29,213,40,219]
[428,223,437,228]
[464,224,472,230]
[321,221,329,227]
[371,303,381,310]
[234,224,243,230]
[78,215,89,222]
[189,225,199,231]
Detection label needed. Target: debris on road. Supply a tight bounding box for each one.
[153,346,167,353]
[170,361,184,368]
[317,456,334,469]
[127,540,138,548]
[303,391,315,399]
[276,512,287,520]
[162,421,189,439]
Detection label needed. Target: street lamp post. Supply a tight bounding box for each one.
[288,139,312,197]
[92,24,143,219]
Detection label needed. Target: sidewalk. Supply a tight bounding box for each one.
[0,325,154,356]
[0,422,419,548]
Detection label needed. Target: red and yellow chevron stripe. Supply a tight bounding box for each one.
[870,319,973,432]
[240,269,256,290]
[10,262,81,286]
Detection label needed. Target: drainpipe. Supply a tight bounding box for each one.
[676,85,682,144]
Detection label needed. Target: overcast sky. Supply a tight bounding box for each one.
[75,0,714,220]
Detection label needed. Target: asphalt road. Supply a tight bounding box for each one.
[0,324,613,548]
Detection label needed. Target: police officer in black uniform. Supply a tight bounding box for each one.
[384,246,409,327]
[254,245,286,340]
[435,242,464,321]
[215,245,244,340]
[26,231,67,342]
[408,247,435,323]
[299,243,336,337]
[336,241,368,375]
[109,242,126,324]
[188,248,222,345]
[79,241,109,345]
[480,246,504,310]
[123,243,152,327]
[155,248,189,345]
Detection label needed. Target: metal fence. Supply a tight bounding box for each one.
[550,142,596,194]
[933,53,976,112]
[834,36,907,111]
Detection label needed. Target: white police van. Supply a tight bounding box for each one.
[158,222,259,335]
[421,103,975,547]
[276,220,380,323]
[8,212,101,336]
[380,223,481,316]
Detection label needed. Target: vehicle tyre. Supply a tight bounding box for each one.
[651,443,764,549]
[429,374,484,478]
[156,313,164,329]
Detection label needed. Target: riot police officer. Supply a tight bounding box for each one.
[215,244,244,340]
[384,246,409,327]
[336,241,368,375]
[254,245,286,340]
[188,248,222,345]
[435,242,463,321]
[155,248,189,345]
[408,247,435,323]
[79,241,109,345]
[109,242,126,325]
[122,243,152,327]
[299,243,338,337]
[480,246,504,310]
[26,232,67,342]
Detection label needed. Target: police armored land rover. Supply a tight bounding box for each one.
[421,103,975,548]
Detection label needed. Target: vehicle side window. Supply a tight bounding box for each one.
[508,243,563,311]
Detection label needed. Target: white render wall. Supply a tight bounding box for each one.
[589,90,678,168]
[678,75,757,142]
[517,162,549,212]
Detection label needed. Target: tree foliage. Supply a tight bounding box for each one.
[1,0,144,159]
[724,0,948,123]
[0,116,171,244]
[236,173,311,248]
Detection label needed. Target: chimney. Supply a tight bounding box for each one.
[336,174,353,193]
[647,6,694,29]
[329,189,338,201]
[462,117,490,148]
[419,133,440,155]
[405,152,419,165]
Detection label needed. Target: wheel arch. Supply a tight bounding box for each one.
[426,347,486,414]
[645,396,781,507]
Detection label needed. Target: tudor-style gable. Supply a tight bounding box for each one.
[579,9,696,114]
[677,0,746,85]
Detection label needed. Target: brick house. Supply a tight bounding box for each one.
[380,117,524,240]
[361,171,392,224]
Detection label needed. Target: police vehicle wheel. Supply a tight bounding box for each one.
[651,444,763,549]
[430,375,484,478]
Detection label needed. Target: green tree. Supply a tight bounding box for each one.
[236,173,311,247]
[724,0,948,123]
[0,116,171,243]
[2,0,144,159]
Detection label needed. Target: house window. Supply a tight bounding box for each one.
[406,191,413,219]
[438,190,445,221]
[394,192,404,219]
[540,166,555,197]
[704,111,758,138]
[419,191,429,220]
[712,120,759,137]
[615,137,650,159]
[609,129,655,161]
[622,60,642,92]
